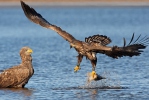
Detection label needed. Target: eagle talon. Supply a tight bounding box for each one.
[91,71,97,78]
[74,65,81,72]
[87,71,106,82]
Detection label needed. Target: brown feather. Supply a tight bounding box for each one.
[0,47,33,88]
[21,1,76,43]
[21,1,149,72]
[90,34,149,58]
[85,34,111,46]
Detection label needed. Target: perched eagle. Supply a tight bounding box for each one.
[0,47,33,88]
[21,1,148,74]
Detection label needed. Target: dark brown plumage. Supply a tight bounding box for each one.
[0,47,33,88]
[21,1,149,72]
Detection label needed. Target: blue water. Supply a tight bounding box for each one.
[0,6,149,100]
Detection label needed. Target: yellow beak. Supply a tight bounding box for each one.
[27,49,33,54]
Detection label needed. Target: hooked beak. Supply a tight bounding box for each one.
[27,48,33,54]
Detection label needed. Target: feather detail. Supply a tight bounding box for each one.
[85,34,111,46]
[0,47,33,88]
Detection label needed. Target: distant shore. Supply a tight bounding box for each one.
[1,0,149,7]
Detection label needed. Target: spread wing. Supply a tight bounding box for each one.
[0,66,30,88]
[84,34,112,54]
[87,33,149,58]
[21,1,76,43]
[85,34,111,46]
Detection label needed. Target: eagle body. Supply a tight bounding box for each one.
[21,1,149,72]
[71,40,86,55]
[0,47,33,88]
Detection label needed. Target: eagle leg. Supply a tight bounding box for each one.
[74,54,83,72]
[91,59,97,71]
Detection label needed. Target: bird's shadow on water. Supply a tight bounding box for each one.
[0,87,33,97]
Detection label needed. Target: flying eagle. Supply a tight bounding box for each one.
[0,47,33,88]
[21,1,149,74]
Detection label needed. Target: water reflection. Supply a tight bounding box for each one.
[0,88,33,97]
[87,89,98,100]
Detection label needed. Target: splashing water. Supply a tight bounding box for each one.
[79,71,123,89]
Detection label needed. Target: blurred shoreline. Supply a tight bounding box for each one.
[0,0,149,7]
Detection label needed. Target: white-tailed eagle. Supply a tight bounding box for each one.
[21,1,149,78]
[0,47,33,88]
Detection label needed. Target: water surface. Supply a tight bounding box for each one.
[0,6,149,100]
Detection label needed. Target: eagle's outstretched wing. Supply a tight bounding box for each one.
[21,1,76,43]
[86,33,149,58]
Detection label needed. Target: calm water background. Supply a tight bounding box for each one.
[0,5,149,100]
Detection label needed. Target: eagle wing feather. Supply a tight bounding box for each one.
[87,34,149,58]
[21,1,76,43]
